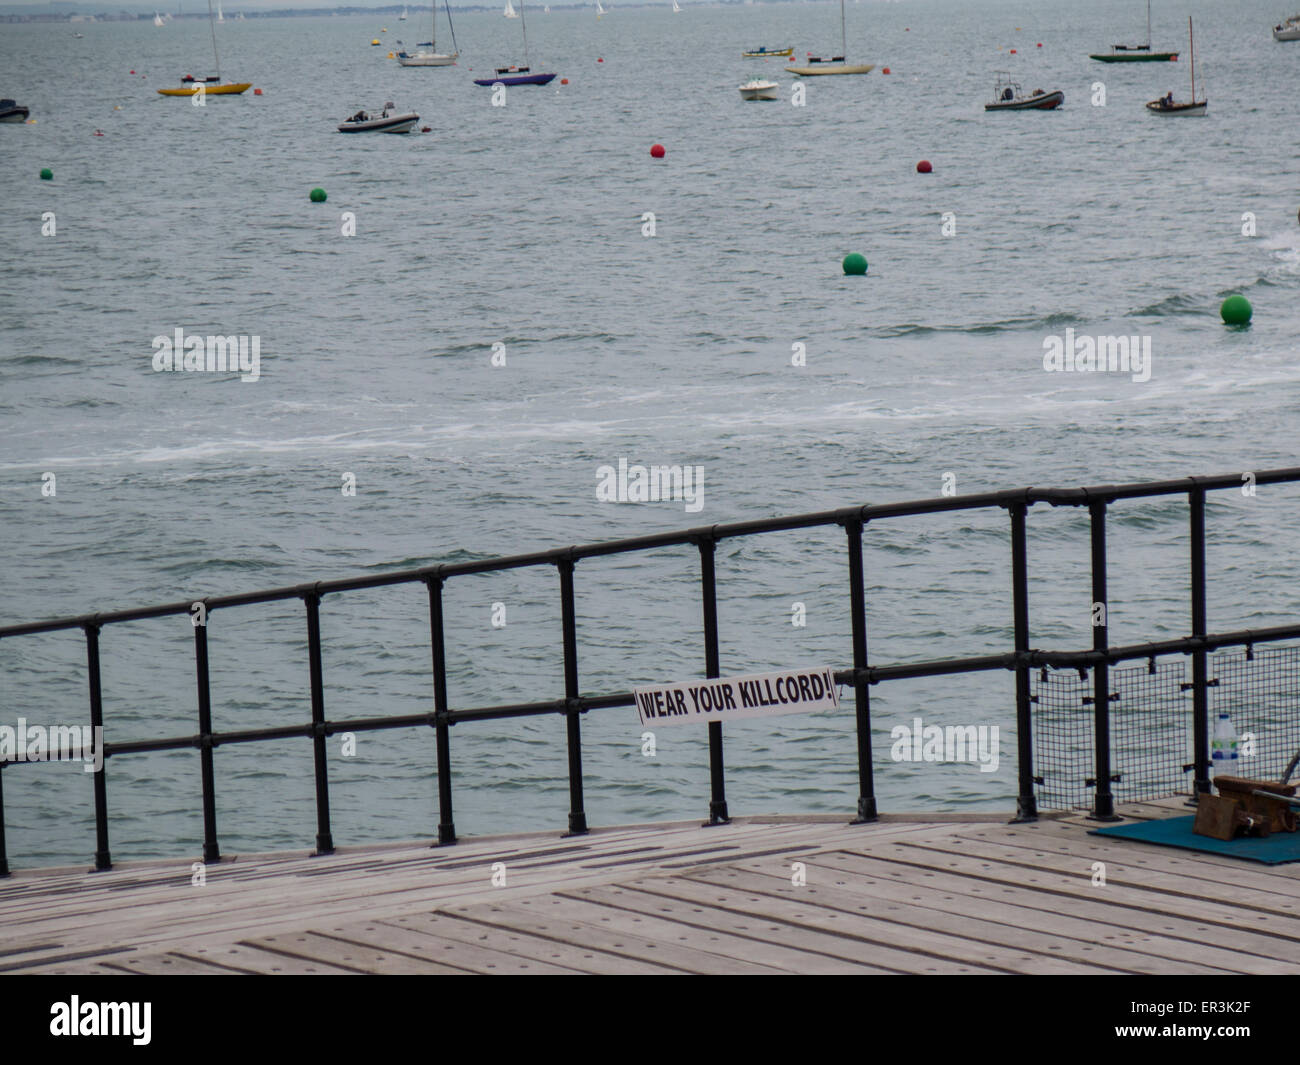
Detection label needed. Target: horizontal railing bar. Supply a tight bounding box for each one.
[5,467,1298,641]
[6,621,1293,772]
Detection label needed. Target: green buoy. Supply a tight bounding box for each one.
[842,252,868,276]
[1220,294,1252,325]
[309,187,327,203]
[39,168,52,181]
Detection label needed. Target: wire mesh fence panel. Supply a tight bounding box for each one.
[1111,660,1189,804]
[1032,669,1092,810]
[1210,643,1300,784]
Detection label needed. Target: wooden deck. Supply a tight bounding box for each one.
[3,797,1299,975]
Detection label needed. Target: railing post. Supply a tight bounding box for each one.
[84,621,112,871]
[697,536,730,826]
[844,517,877,822]
[1009,502,1038,822]
[557,557,588,836]
[1188,486,1212,799]
[303,592,335,854]
[0,762,9,877]
[1088,500,1120,821]
[193,612,221,862]
[425,574,457,845]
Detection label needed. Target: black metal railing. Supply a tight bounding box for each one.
[2,466,1300,875]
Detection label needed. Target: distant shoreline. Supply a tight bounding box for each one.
[4,0,775,22]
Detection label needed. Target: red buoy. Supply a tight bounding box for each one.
[650,143,666,159]
[916,160,932,173]
[1037,43,1043,47]
[882,67,891,74]
[1009,48,1017,54]
[597,57,604,62]
[253,88,263,95]
[129,69,135,74]
[560,78,569,84]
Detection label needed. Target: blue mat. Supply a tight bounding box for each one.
[1091,815,1300,864]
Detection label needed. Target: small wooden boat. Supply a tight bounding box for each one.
[743,46,793,58]
[984,74,1062,110]
[738,78,779,100]
[338,105,419,133]
[1146,17,1206,115]
[0,99,30,122]
[158,77,252,96]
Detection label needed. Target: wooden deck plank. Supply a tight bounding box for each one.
[683,865,1181,974]
[325,918,583,975]
[447,898,791,974]
[898,833,1300,918]
[616,875,1092,973]
[489,891,884,973]
[383,912,681,974]
[825,843,1300,942]
[808,851,1300,972]
[245,931,472,975]
[560,882,999,974]
[106,952,241,976]
[172,941,356,975]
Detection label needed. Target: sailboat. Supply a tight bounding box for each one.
[504,0,519,17]
[787,0,874,75]
[1146,17,1206,114]
[475,0,555,85]
[1091,0,1178,61]
[672,0,681,10]
[157,0,251,96]
[399,4,408,19]
[397,0,458,65]
[216,2,223,21]
[154,11,165,26]
[596,0,605,14]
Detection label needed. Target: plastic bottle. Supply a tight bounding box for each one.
[1210,712,1239,774]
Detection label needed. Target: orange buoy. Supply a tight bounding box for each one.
[650,143,665,159]
[916,160,932,173]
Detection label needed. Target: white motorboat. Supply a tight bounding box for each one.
[338,104,419,133]
[739,78,779,100]
[1274,15,1300,40]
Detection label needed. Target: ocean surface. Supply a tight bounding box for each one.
[2,0,1300,869]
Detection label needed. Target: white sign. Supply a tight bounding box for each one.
[633,666,840,727]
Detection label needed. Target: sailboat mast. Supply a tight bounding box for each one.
[1146,0,1151,48]
[521,0,530,66]
[1189,16,1194,100]
[431,0,436,49]
[840,0,846,56]
[207,0,220,77]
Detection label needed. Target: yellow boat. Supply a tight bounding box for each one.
[743,46,793,58]
[158,81,251,96]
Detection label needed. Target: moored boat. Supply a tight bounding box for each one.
[476,0,554,86]
[786,0,874,75]
[738,78,779,100]
[1146,17,1206,115]
[1273,15,1300,40]
[743,46,793,58]
[158,76,252,96]
[984,74,1063,110]
[1090,0,1177,60]
[338,104,419,133]
[0,98,30,122]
